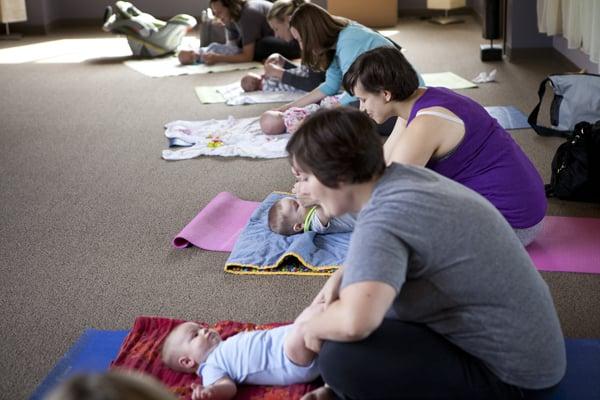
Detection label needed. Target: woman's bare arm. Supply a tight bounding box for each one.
[386,112,464,167]
[277,87,327,112]
[302,281,396,349]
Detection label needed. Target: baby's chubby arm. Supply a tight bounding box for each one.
[191,377,237,400]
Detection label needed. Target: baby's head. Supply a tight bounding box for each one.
[268,197,308,235]
[241,73,262,92]
[45,371,177,400]
[260,110,286,135]
[161,322,222,373]
[178,50,197,65]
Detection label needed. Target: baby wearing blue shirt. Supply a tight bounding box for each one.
[161,303,322,400]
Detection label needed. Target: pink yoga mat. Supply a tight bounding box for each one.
[172,192,259,251]
[175,197,600,274]
[528,216,600,274]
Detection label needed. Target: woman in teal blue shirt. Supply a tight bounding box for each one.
[275,3,415,111]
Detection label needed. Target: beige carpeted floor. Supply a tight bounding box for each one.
[1,16,599,400]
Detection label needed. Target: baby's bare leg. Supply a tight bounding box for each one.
[284,302,325,366]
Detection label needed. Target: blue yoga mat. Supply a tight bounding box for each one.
[29,331,599,400]
[548,339,600,399]
[484,105,530,130]
[29,329,128,400]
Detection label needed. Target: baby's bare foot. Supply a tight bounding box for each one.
[301,386,334,400]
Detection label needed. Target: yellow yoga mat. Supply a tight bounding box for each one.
[124,57,261,78]
[194,85,226,103]
[422,72,477,89]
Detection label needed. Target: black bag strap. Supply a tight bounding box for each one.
[528,77,571,138]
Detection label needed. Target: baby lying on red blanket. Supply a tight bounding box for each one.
[161,303,324,400]
[111,316,321,400]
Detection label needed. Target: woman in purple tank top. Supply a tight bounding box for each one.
[341,47,546,246]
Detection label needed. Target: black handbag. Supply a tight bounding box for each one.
[545,120,600,202]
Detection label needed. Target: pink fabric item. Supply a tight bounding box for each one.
[283,95,340,134]
[172,192,259,251]
[283,104,319,134]
[528,216,600,274]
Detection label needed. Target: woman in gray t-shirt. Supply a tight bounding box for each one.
[200,0,300,64]
[286,107,566,399]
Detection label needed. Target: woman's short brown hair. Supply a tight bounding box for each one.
[286,107,385,188]
[289,3,348,71]
[267,0,306,22]
[210,0,246,21]
[343,46,419,101]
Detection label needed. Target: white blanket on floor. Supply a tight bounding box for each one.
[124,57,261,77]
[195,82,304,105]
[162,117,291,160]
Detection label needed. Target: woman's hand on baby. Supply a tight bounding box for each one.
[201,52,220,65]
[311,267,343,307]
[264,62,284,80]
[273,103,291,113]
[265,53,285,66]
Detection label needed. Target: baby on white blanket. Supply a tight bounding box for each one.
[240,72,301,93]
[260,95,341,135]
[162,116,291,161]
[213,82,303,106]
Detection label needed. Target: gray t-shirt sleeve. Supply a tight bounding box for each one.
[224,24,241,48]
[341,217,408,292]
[236,2,272,46]
[238,16,261,46]
[311,212,356,234]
